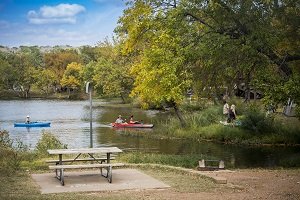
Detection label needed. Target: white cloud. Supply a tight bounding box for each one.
[27,3,85,25]
[40,4,85,18]
[28,17,76,25]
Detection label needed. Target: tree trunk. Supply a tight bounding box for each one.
[120,94,126,104]
[214,84,222,101]
[67,88,70,99]
[171,101,186,127]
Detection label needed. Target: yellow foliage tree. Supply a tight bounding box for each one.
[60,62,83,93]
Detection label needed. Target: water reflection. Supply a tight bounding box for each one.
[0,99,299,168]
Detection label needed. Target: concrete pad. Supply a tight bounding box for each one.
[32,169,170,194]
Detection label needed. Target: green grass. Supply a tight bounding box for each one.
[137,165,218,193]
[119,152,207,168]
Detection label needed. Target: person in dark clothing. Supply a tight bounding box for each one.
[227,104,236,123]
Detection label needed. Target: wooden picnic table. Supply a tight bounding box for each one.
[47,147,124,185]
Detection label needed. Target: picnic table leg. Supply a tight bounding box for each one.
[100,153,111,178]
[60,169,64,186]
[107,165,112,183]
[106,153,111,179]
[107,153,111,163]
[54,154,65,185]
[59,154,63,183]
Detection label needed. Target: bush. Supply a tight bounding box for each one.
[181,100,207,112]
[0,131,29,174]
[0,130,12,148]
[185,106,222,129]
[240,106,275,134]
[35,131,67,156]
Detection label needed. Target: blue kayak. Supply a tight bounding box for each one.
[14,122,51,127]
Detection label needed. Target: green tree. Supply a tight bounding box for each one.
[79,46,99,65]
[81,61,96,84]
[3,49,40,98]
[0,53,16,90]
[117,0,300,115]
[178,0,300,103]
[116,0,194,125]
[92,41,133,102]
[44,49,82,91]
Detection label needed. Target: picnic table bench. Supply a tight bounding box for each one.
[46,156,116,165]
[47,147,124,185]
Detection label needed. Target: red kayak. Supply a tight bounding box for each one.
[111,123,154,128]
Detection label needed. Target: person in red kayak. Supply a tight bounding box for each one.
[115,115,124,123]
[129,115,140,124]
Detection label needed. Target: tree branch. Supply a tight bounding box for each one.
[183,12,215,30]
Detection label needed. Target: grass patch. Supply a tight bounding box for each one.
[119,152,202,168]
[137,165,218,193]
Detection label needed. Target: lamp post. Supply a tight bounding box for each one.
[86,82,93,148]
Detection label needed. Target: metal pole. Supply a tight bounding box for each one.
[89,85,93,148]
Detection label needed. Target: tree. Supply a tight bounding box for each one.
[116,0,193,126]
[34,68,56,95]
[117,0,300,114]
[79,46,99,65]
[60,62,83,96]
[1,49,40,98]
[0,53,16,90]
[81,61,96,84]
[178,0,299,103]
[44,49,82,91]
[92,41,134,103]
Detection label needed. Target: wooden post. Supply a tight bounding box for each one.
[219,160,225,169]
[199,159,205,168]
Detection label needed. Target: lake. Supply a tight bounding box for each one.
[0,99,299,168]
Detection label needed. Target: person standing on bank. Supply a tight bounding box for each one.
[223,101,229,119]
[228,104,236,123]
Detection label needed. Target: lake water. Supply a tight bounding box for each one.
[0,99,299,168]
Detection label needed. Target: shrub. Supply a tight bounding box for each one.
[0,131,29,174]
[185,106,222,129]
[0,130,12,148]
[35,131,67,156]
[240,106,275,134]
[181,100,207,112]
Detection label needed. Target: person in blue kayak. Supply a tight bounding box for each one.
[115,115,124,123]
[26,115,30,124]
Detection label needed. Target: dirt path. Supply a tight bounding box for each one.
[97,169,300,200]
[216,169,300,200]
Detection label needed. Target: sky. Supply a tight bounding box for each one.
[0,0,127,47]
